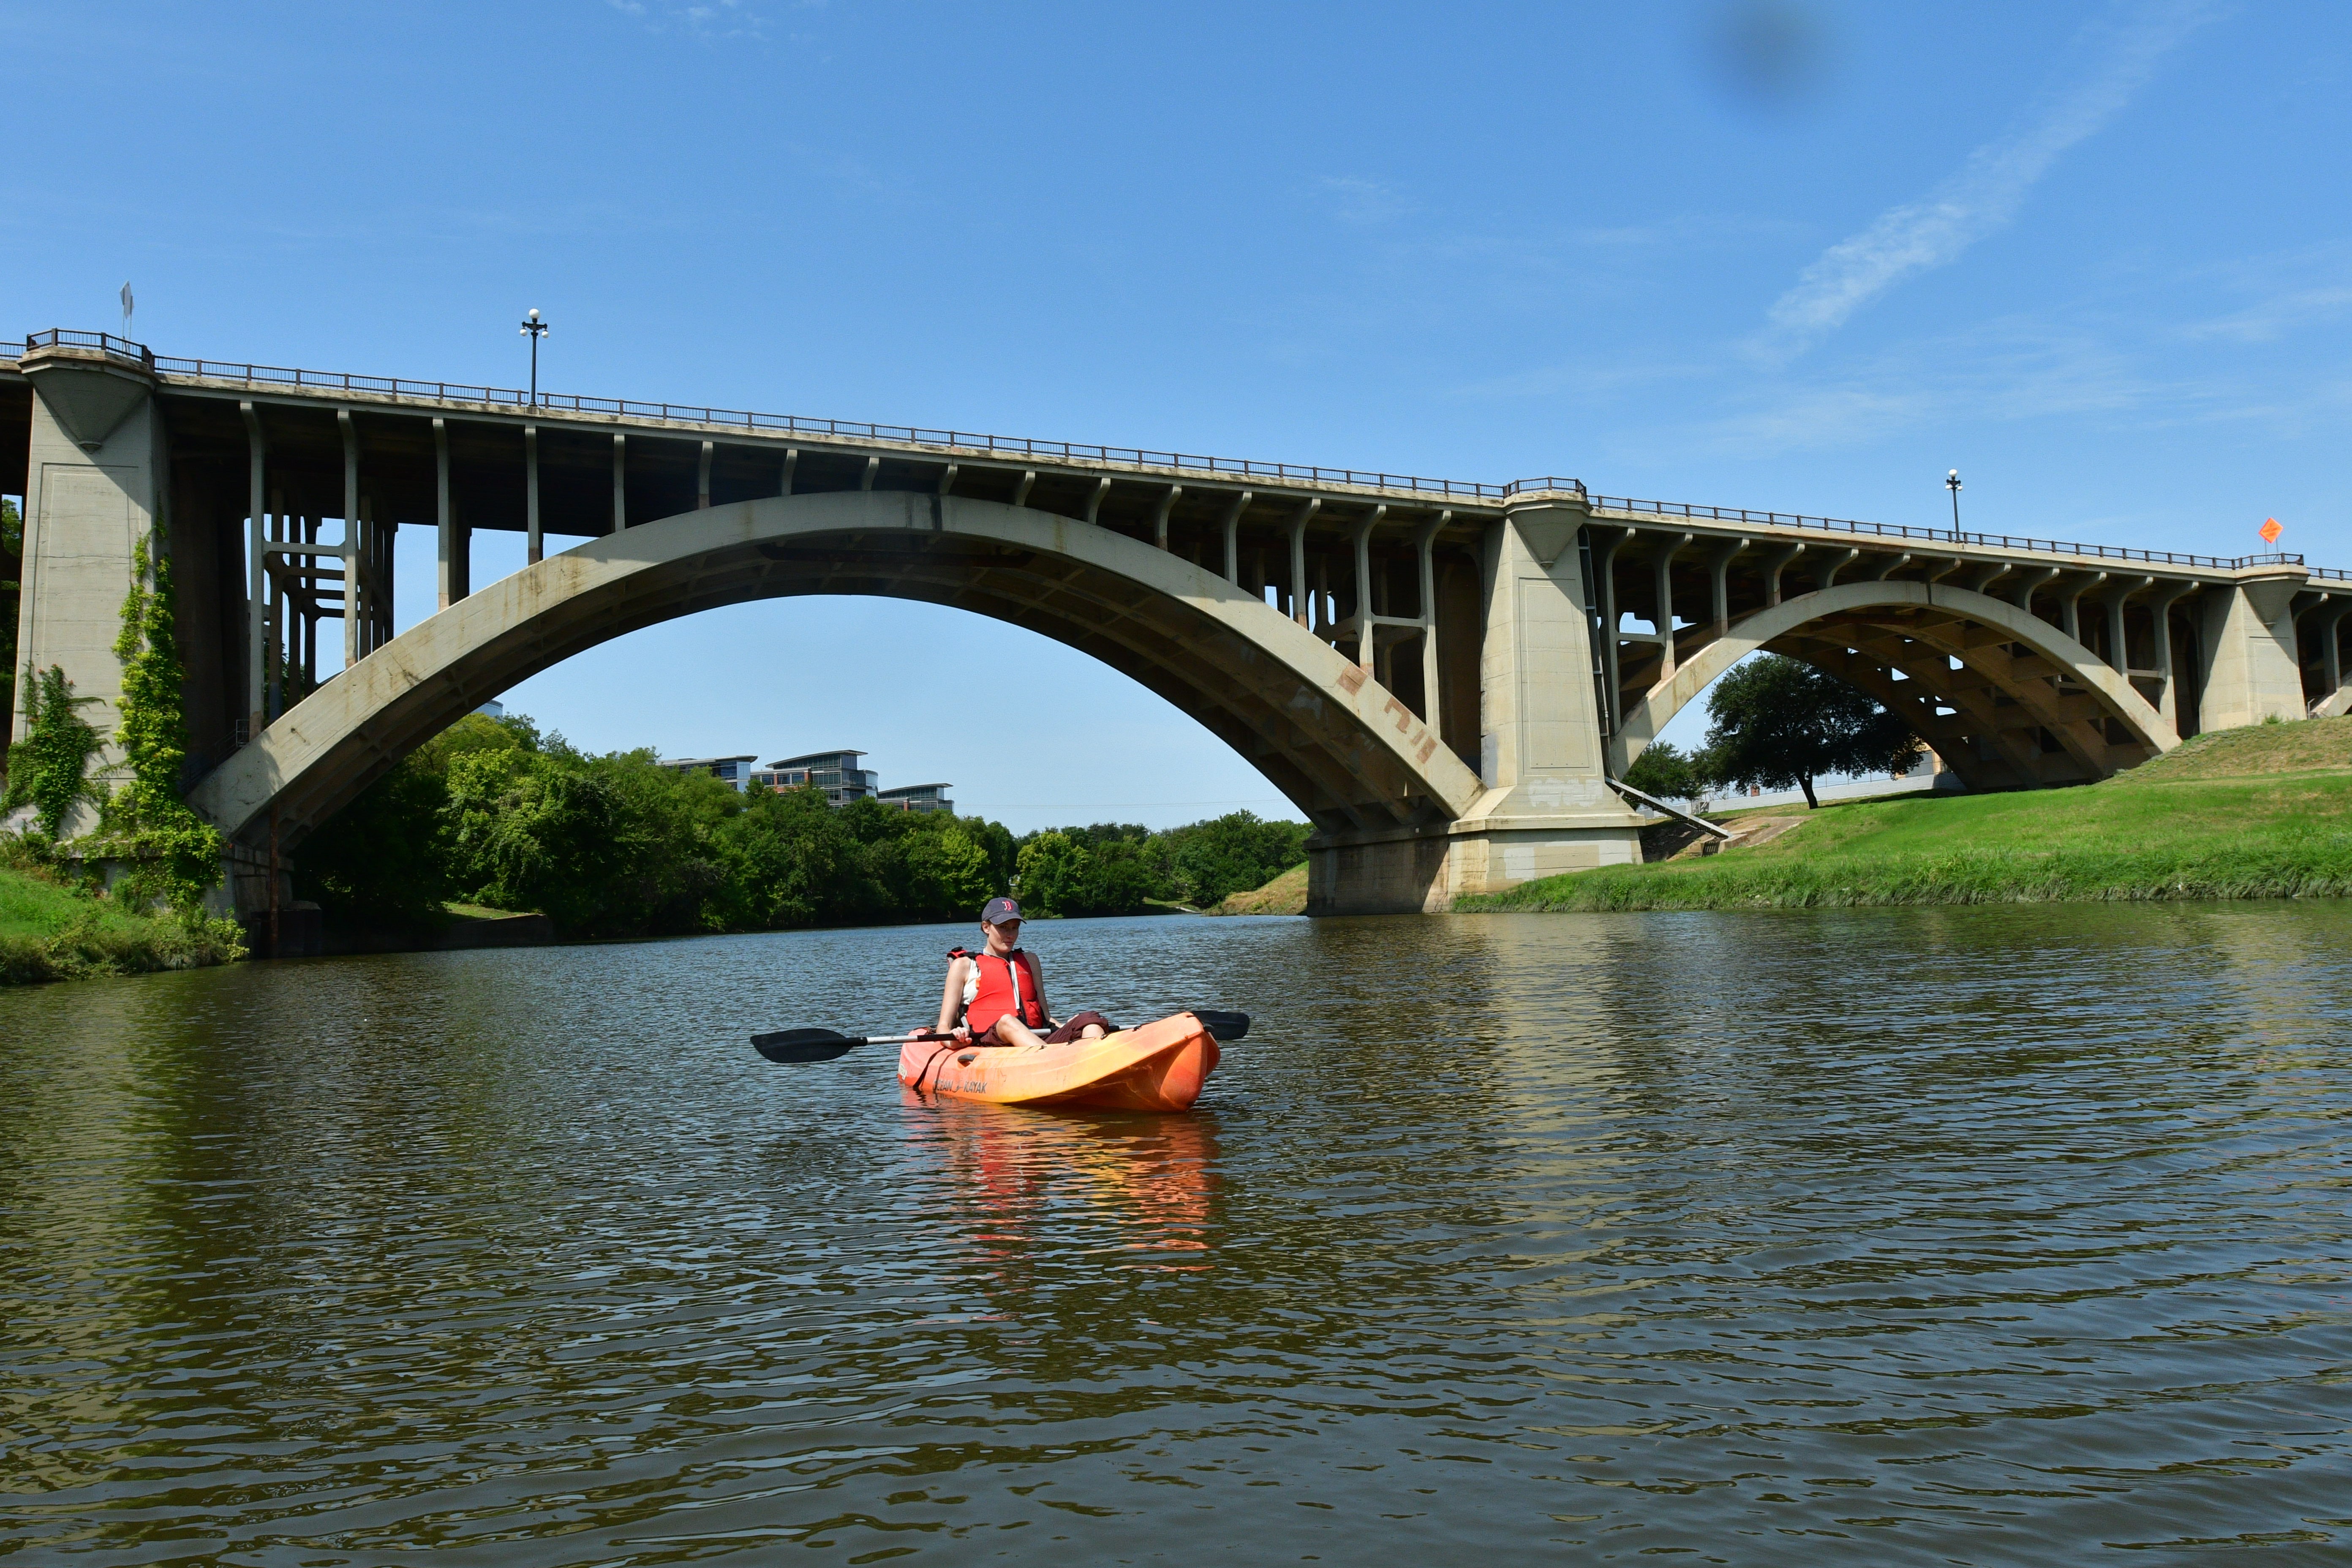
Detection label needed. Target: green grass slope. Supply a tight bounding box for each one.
[1,862,245,984]
[1458,716,2352,913]
[1208,862,1309,915]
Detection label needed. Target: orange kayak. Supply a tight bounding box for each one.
[898,1012,1221,1111]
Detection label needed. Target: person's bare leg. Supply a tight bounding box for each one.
[1080,1022,1106,1040]
[989,1016,1049,1049]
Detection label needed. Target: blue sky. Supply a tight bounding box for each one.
[7,1,2347,826]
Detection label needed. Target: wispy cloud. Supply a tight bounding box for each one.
[1713,330,2145,454]
[2185,283,2352,343]
[2178,242,2352,343]
[1447,356,1721,403]
[1320,177,1409,226]
[607,0,807,41]
[1696,308,2348,460]
[1563,213,1810,250]
[1755,0,2215,360]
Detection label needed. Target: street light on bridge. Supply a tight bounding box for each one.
[1946,468,1963,531]
[520,308,549,406]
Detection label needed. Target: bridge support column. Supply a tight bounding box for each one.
[435,418,469,609]
[2313,601,2351,717]
[525,424,542,564]
[8,344,164,835]
[1430,495,1642,899]
[2198,571,2308,728]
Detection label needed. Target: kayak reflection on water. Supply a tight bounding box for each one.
[911,1096,1222,1289]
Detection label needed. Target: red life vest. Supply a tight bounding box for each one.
[955,947,1046,1035]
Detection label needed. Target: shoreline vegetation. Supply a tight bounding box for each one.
[3,501,249,985]
[10,713,2345,984]
[1457,716,2352,914]
[0,852,244,985]
[291,711,1311,940]
[1208,862,1309,915]
[1,708,1317,985]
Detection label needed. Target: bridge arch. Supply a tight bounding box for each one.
[188,490,1484,847]
[1608,580,2182,791]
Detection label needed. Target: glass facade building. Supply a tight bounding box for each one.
[753,750,881,806]
[656,754,759,791]
[877,783,953,814]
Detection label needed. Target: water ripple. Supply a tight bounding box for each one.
[1,904,2347,1563]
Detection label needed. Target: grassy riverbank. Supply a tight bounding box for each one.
[0,862,245,985]
[1458,716,2352,913]
[1209,862,1309,915]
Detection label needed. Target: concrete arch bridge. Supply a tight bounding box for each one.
[5,329,2347,919]
[1583,512,2344,791]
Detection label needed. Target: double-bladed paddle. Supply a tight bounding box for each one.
[751,1010,1250,1065]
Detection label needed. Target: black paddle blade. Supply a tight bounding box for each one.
[751,1027,864,1064]
[1193,1010,1250,1041]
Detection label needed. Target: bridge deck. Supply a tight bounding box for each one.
[1,329,2336,584]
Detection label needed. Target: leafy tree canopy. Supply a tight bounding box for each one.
[293,716,1312,936]
[1695,654,1922,809]
[1622,742,1699,802]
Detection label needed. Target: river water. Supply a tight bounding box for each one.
[3,906,2349,1565]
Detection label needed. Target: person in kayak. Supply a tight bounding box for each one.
[931,896,1115,1048]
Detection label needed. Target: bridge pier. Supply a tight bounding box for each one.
[1446,496,1646,892]
[9,343,168,835]
[1305,495,1646,914]
[2197,571,2309,728]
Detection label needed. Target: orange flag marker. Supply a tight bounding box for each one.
[2259,517,2284,544]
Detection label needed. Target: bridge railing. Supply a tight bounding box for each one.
[19,328,155,370]
[4,329,2346,580]
[1582,493,2306,573]
[9,332,1505,500]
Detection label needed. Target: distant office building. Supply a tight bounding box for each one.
[753,750,880,806]
[659,754,759,791]
[878,782,953,814]
[474,699,505,719]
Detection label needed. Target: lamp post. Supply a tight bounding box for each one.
[1945,468,1963,531]
[520,308,549,406]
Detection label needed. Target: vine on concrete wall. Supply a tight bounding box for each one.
[2,664,105,839]
[93,531,227,918]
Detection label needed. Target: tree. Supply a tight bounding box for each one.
[1622,742,1699,802]
[1013,830,1087,916]
[715,784,860,928]
[295,757,455,930]
[895,817,994,921]
[1155,811,1310,907]
[1066,835,1161,915]
[296,710,535,930]
[586,748,738,931]
[1695,654,1921,809]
